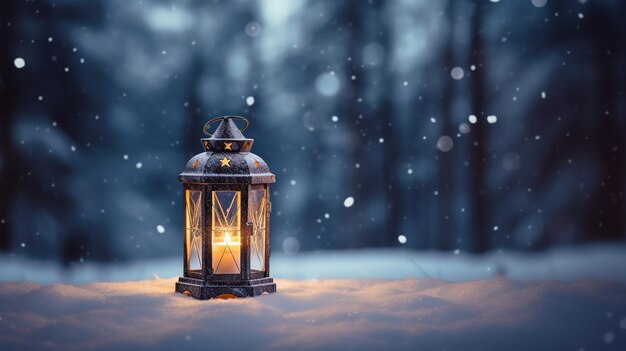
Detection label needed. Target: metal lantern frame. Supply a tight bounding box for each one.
[175,116,276,299]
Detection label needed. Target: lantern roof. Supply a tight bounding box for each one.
[201,116,253,153]
[179,116,275,184]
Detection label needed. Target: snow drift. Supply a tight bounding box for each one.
[1,278,625,350]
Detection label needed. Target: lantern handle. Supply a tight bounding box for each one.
[203,116,249,137]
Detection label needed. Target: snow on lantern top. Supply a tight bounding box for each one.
[179,116,275,184]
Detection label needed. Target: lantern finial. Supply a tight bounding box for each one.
[203,116,249,137]
[201,116,254,153]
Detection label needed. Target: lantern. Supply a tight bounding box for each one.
[176,116,276,299]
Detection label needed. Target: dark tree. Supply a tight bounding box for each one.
[588,1,625,241]
[468,1,489,252]
[0,1,18,251]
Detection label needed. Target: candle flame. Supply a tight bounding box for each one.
[224,232,230,244]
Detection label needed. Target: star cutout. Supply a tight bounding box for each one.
[224,142,232,150]
[254,160,260,168]
[220,157,231,167]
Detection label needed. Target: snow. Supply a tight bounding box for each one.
[458,122,470,134]
[315,73,340,96]
[343,196,354,208]
[13,58,25,69]
[3,246,626,285]
[531,0,548,8]
[3,243,626,351]
[450,66,464,80]
[436,135,454,152]
[281,237,300,255]
[245,21,262,37]
[246,96,255,106]
[156,225,165,234]
[0,277,624,350]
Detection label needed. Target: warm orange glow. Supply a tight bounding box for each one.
[215,293,238,299]
[185,190,203,271]
[212,191,241,274]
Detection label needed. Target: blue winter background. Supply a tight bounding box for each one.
[2,0,624,266]
[1,1,626,350]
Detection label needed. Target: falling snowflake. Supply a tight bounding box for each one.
[450,67,464,80]
[531,0,547,8]
[245,21,262,37]
[13,57,25,69]
[343,196,354,208]
[246,96,255,106]
[436,136,454,152]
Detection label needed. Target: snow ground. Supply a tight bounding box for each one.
[2,245,626,283]
[1,246,626,350]
[0,278,625,350]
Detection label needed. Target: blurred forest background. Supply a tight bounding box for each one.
[0,0,625,265]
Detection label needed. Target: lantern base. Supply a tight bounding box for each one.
[175,276,276,300]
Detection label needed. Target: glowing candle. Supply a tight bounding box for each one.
[212,231,241,274]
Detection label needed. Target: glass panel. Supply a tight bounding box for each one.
[249,187,267,271]
[211,191,241,274]
[185,190,203,271]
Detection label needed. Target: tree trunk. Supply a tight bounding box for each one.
[592,2,625,241]
[468,1,489,252]
[0,1,18,251]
